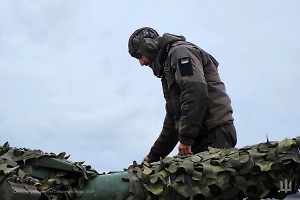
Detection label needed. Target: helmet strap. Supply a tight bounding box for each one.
[152,55,163,78]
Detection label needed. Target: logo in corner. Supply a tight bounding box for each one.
[280,179,292,193]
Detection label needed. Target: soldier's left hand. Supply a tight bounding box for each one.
[178,143,193,156]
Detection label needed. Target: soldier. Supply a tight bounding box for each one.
[128,27,237,162]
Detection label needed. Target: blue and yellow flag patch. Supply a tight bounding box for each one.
[178,57,193,77]
[180,57,190,64]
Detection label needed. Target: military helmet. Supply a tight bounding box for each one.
[128,27,160,62]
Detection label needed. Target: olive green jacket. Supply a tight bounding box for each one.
[147,35,234,161]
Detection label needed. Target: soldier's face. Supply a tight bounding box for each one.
[135,53,152,68]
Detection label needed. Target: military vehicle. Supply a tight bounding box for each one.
[1,136,300,200]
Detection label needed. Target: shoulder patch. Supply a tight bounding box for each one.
[178,57,193,77]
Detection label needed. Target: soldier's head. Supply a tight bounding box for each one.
[128,27,160,68]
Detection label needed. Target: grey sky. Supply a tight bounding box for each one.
[0,0,299,172]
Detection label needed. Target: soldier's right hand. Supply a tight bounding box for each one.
[143,156,151,163]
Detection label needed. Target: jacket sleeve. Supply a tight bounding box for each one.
[147,104,178,162]
[169,45,208,146]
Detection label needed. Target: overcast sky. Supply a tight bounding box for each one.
[1,0,299,173]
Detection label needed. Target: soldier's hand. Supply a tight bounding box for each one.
[178,143,193,156]
[143,156,151,163]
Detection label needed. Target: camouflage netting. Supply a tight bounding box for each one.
[0,142,100,200]
[124,137,300,200]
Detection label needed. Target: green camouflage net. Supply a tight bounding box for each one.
[124,137,300,200]
[0,142,100,200]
